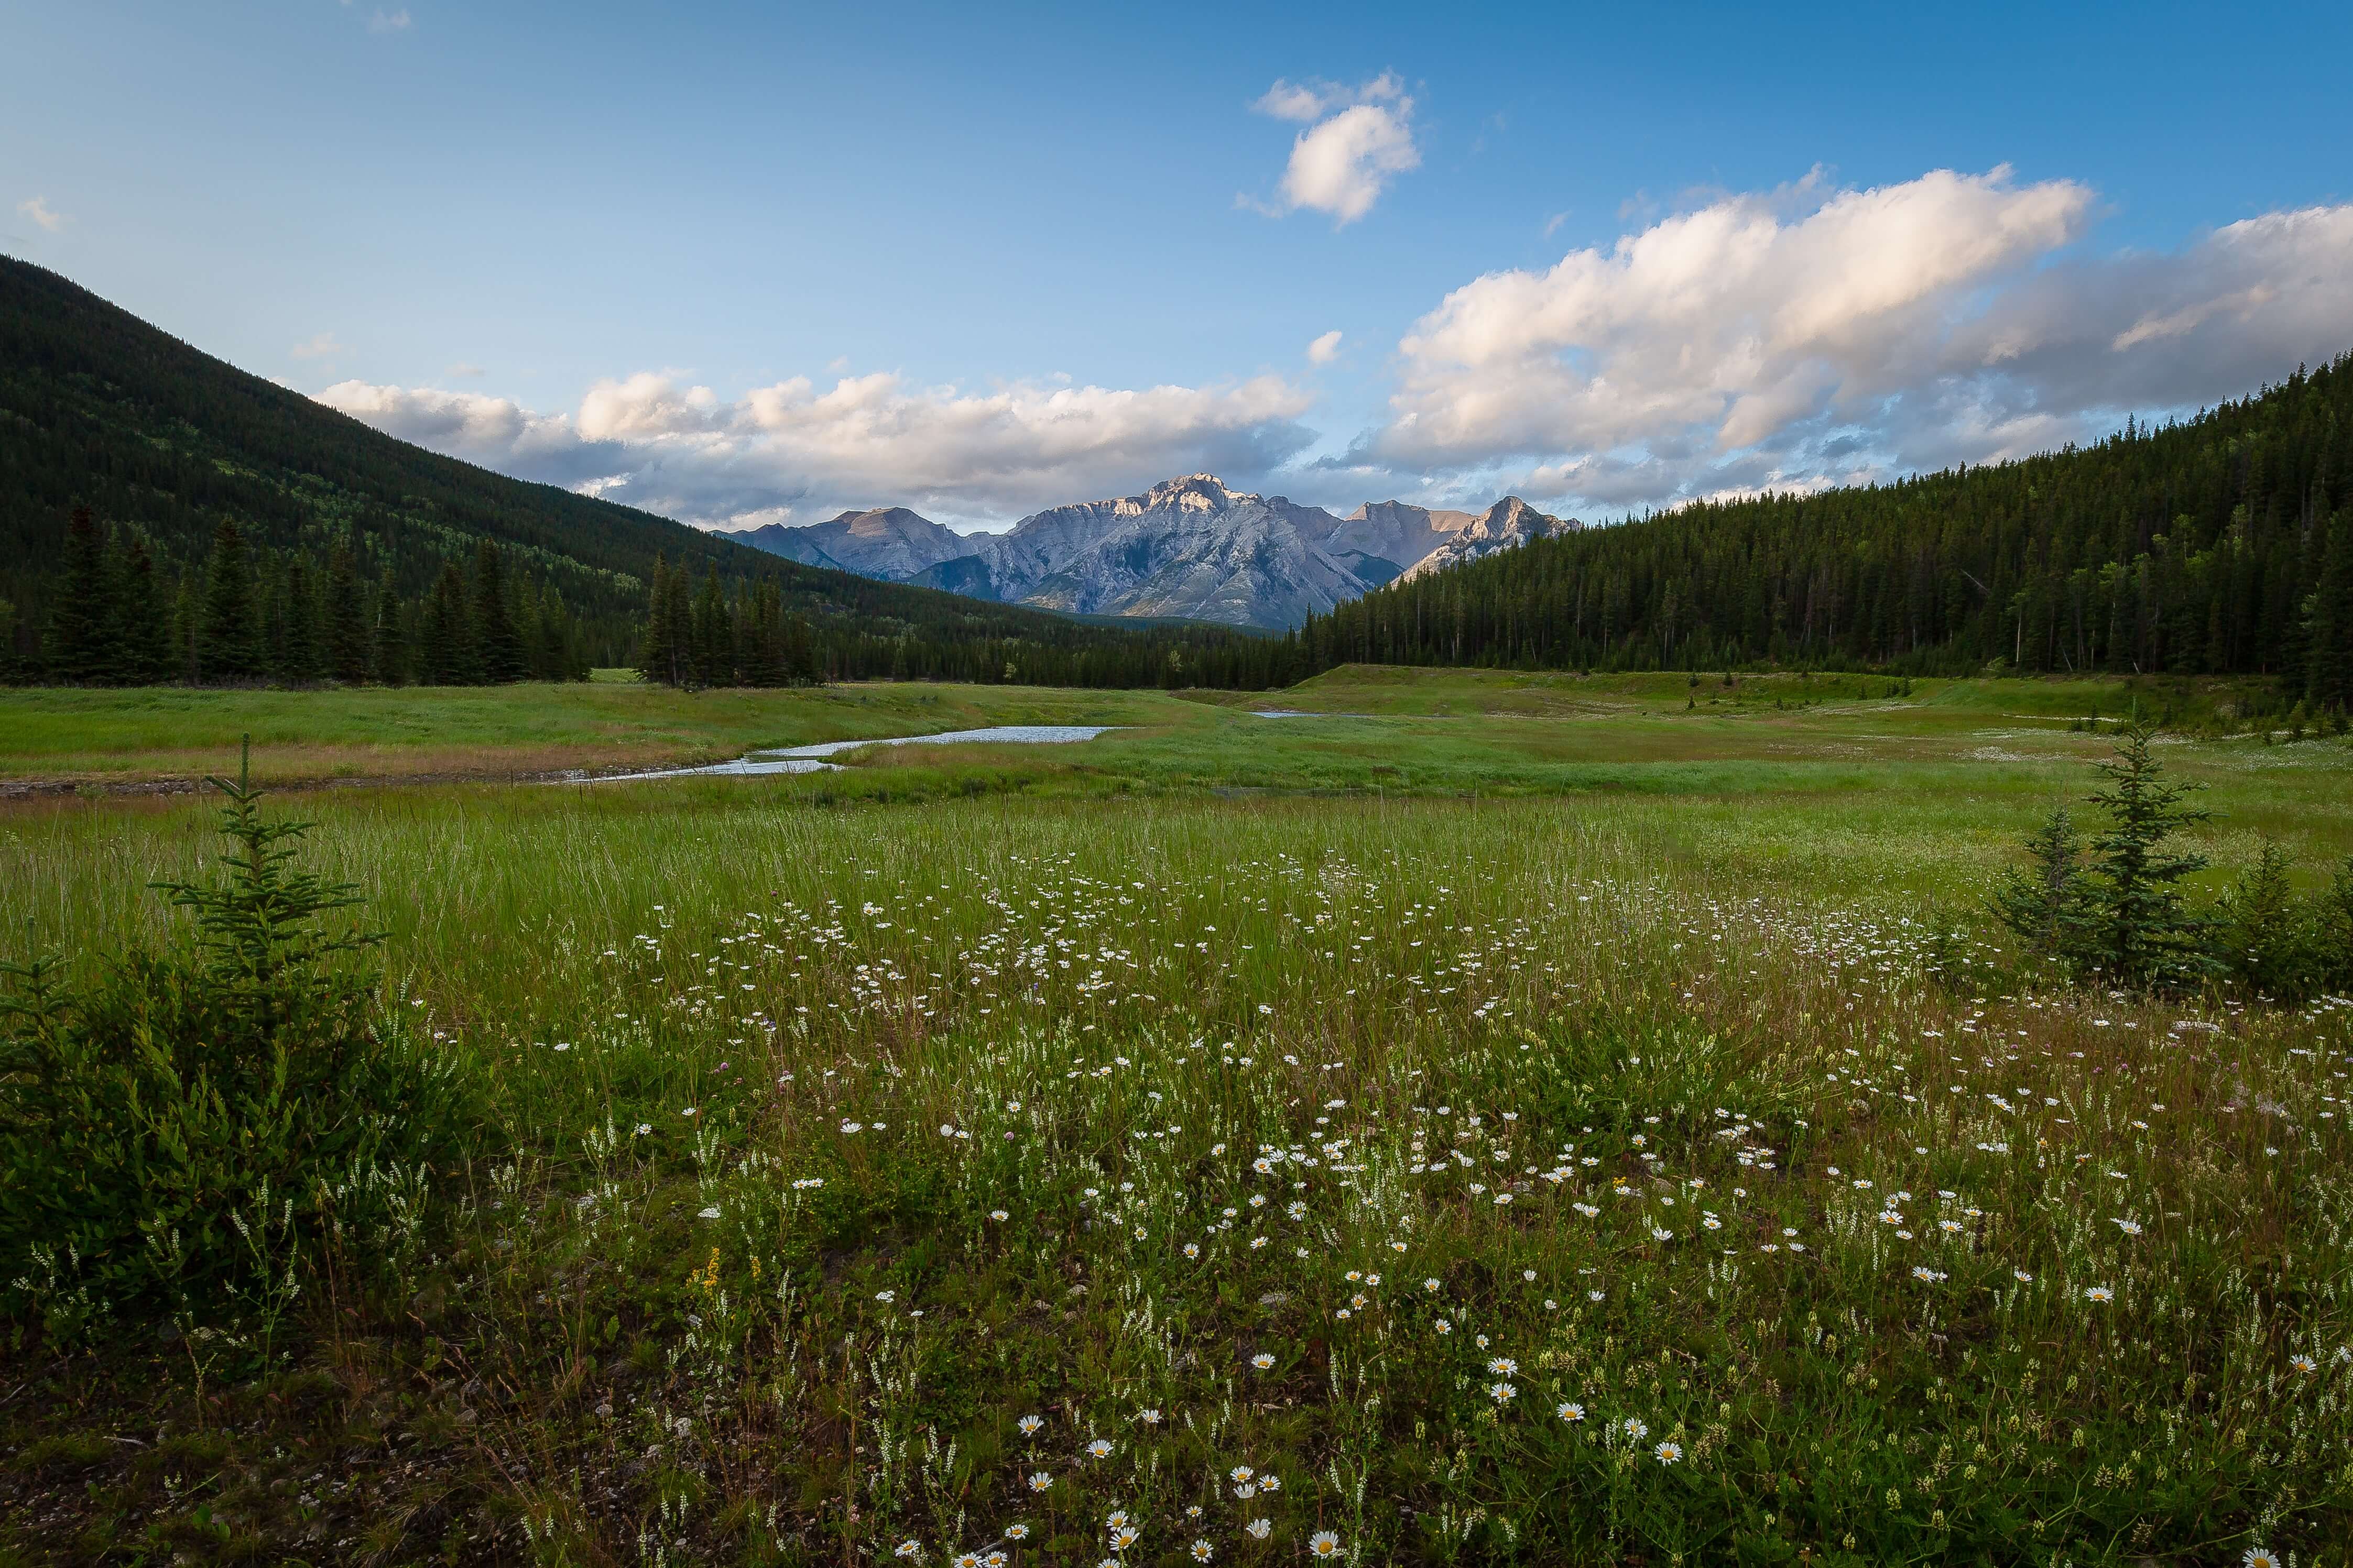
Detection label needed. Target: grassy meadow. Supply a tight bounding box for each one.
[2,671,2350,1565]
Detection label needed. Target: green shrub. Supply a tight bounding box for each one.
[0,755,473,1346]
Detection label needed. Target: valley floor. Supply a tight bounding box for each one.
[1,670,2348,1563]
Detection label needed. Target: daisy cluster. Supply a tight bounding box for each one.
[473,828,2349,1563]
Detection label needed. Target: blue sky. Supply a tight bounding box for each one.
[7,1,2351,530]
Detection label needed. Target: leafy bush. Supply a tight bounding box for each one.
[0,756,473,1346]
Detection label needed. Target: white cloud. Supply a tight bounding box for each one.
[1306,330,1344,365]
[1370,167,2353,513]
[1249,72,1419,227]
[17,196,66,232]
[317,369,1317,529]
[1252,80,1333,123]
[291,332,347,359]
[368,8,411,33]
[446,361,485,378]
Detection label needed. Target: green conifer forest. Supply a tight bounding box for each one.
[1298,356,2352,710]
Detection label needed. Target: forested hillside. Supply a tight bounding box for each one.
[1299,356,2353,709]
[0,257,1287,688]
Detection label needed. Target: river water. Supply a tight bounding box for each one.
[600,725,1121,781]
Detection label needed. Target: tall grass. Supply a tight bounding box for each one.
[5,780,2347,1563]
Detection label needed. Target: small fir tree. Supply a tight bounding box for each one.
[2079,726,2215,989]
[1990,807,2089,964]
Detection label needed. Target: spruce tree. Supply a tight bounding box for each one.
[636,554,680,686]
[421,562,477,685]
[744,580,787,686]
[372,567,406,685]
[472,541,525,684]
[1990,807,2088,965]
[115,536,171,684]
[2306,509,2352,712]
[46,507,117,684]
[692,566,731,686]
[200,520,261,683]
[171,569,199,683]
[326,545,371,683]
[2080,726,2215,989]
[281,556,325,683]
[664,562,694,686]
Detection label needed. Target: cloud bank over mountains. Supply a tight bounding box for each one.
[1375,167,2353,510]
[318,165,2353,532]
[318,370,1316,531]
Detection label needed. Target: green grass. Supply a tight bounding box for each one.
[2,671,2350,1564]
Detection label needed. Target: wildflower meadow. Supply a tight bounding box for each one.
[3,680,2350,1564]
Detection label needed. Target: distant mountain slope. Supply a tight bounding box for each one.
[727,476,1570,629]
[1297,354,2353,703]
[965,475,1371,628]
[0,256,1290,683]
[1396,496,1571,582]
[714,507,968,580]
[1318,501,1480,585]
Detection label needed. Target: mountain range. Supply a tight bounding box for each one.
[715,478,1574,629]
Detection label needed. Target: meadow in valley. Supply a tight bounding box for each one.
[2,670,2350,1566]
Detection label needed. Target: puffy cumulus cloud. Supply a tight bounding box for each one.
[316,370,1317,528]
[1249,72,1418,226]
[1372,167,2353,514]
[313,382,625,490]
[1306,330,1344,365]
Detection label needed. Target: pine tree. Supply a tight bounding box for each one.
[743,580,787,686]
[472,541,525,684]
[372,567,406,685]
[1990,807,2088,964]
[46,507,117,683]
[546,584,588,681]
[280,556,325,683]
[2080,726,2215,989]
[172,568,201,683]
[636,553,681,686]
[115,535,170,684]
[664,564,694,686]
[2218,841,2318,998]
[2306,509,2352,711]
[692,566,731,687]
[199,519,261,683]
[326,545,371,684]
[420,562,478,685]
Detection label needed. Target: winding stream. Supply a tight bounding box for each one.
[600,724,1121,781]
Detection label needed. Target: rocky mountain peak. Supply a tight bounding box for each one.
[724,474,1570,629]
[1119,473,1258,516]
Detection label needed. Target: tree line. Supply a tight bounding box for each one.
[7,510,590,686]
[1294,354,2353,711]
[627,551,1307,691]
